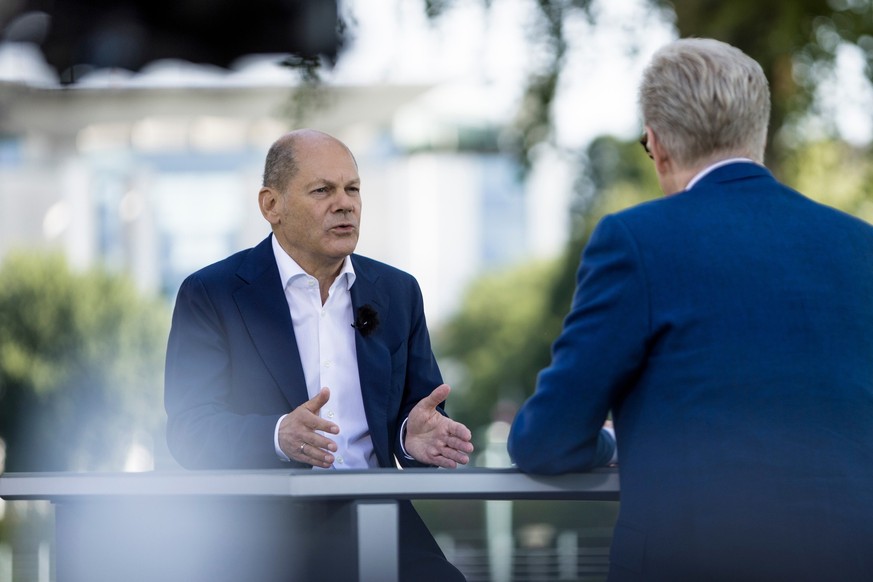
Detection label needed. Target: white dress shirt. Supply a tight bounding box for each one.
[271,236,377,469]
[684,158,757,191]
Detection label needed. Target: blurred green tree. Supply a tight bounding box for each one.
[661,0,873,169]
[438,136,660,437]
[0,252,170,472]
[418,0,873,172]
[441,134,873,436]
[429,0,873,431]
[281,0,873,435]
[783,138,873,220]
[438,258,563,436]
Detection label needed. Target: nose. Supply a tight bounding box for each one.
[334,191,357,214]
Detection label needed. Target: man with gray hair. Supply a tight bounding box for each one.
[166,129,473,580]
[509,38,873,581]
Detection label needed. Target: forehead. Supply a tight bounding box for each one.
[293,137,359,182]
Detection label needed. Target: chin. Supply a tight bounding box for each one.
[331,240,358,257]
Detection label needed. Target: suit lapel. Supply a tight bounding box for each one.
[233,236,308,408]
[349,256,393,465]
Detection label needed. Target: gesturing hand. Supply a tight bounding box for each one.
[405,384,474,468]
[278,387,339,468]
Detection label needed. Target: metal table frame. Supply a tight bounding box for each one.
[0,468,619,581]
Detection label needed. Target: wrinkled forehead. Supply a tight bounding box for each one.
[293,138,359,183]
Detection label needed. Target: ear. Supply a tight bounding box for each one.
[259,187,281,225]
[647,129,672,175]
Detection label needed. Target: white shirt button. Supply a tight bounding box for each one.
[336,456,344,464]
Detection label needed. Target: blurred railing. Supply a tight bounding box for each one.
[0,468,619,582]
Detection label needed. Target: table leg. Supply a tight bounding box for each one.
[356,500,399,582]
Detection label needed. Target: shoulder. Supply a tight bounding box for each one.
[350,254,427,315]
[593,197,675,245]
[600,163,774,232]
[181,250,248,294]
[192,248,252,278]
[185,236,274,286]
[351,254,418,286]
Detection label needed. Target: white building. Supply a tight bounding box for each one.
[0,48,572,325]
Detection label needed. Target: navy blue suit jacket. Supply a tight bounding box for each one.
[165,234,444,470]
[509,163,873,581]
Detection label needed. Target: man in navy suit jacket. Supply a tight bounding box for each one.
[165,129,473,580]
[509,38,873,581]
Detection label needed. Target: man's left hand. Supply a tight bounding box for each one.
[405,384,474,468]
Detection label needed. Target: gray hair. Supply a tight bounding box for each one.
[262,133,298,190]
[639,38,771,166]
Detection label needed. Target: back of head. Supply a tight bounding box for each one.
[639,38,771,167]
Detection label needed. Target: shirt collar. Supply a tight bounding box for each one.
[271,234,357,291]
[685,158,758,191]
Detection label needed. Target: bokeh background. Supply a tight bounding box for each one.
[1,0,873,580]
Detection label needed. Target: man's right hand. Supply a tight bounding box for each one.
[278,387,339,468]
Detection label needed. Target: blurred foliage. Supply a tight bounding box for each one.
[276,0,873,437]
[430,0,873,433]
[280,0,873,171]
[412,0,873,173]
[783,139,873,221]
[503,0,596,172]
[280,55,333,126]
[660,0,873,170]
[437,258,564,436]
[438,137,660,436]
[441,133,873,435]
[280,8,354,126]
[0,252,170,472]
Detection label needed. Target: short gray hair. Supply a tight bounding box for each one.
[262,133,298,190]
[639,38,771,166]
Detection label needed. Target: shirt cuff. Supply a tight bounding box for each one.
[275,414,291,462]
[601,426,618,465]
[398,417,415,460]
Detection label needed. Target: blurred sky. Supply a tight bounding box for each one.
[330,0,873,147]
[331,0,675,148]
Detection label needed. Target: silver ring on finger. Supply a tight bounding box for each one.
[299,443,306,453]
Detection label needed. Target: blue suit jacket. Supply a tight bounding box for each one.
[509,163,873,581]
[165,234,443,470]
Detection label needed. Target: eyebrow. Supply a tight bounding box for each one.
[304,178,360,190]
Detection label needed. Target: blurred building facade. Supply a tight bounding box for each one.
[0,51,572,325]
[0,43,600,582]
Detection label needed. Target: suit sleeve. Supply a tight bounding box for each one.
[395,277,446,469]
[508,214,650,474]
[164,274,294,469]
